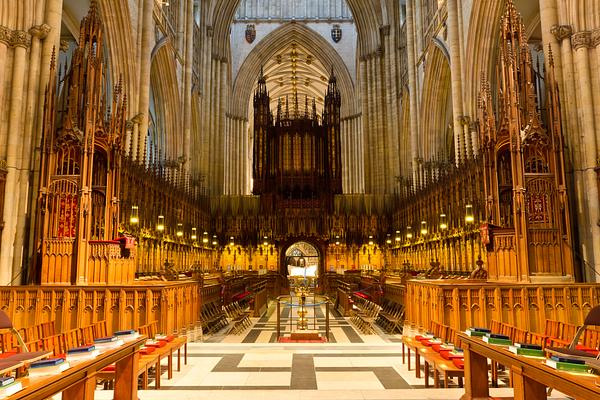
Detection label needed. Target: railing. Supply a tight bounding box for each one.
[404,280,600,334]
[88,240,136,284]
[0,281,201,335]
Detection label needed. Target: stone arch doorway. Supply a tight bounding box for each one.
[281,240,322,280]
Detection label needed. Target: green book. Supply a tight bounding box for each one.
[545,359,590,373]
[508,345,545,357]
[465,329,488,337]
[482,336,512,346]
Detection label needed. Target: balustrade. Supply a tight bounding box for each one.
[404,280,600,334]
[0,282,200,336]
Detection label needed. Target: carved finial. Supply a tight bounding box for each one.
[50,46,56,70]
[547,43,554,67]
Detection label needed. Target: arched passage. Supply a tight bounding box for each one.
[231,23,356,118]
[208,0,383,59]
[420,43,453,162]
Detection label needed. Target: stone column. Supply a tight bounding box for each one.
[406,0,420,188]
[0,26,11,159]
[0,30,30,285]
[11,24,50,282]
[572,31,600,281]
[183,0,194,172]
[447,0,465,165]
[136,0,155,162]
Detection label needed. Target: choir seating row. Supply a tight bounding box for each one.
[376,299,404,333]
[1,318,187,391]
[350,297,382,334]
[402,318,600,390]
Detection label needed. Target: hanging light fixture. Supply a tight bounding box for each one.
[202,231,209,244]
[368,235,374,246]
[130,205,139,225]
[211,235,218,246]
[191,227,197,241]
[465,204,475,224]
[439,213,448,230]
[406,226,413,239]
[156,215,165,232]
[420,221,428,235]
[176,223,184,237]
[395,230,401,242]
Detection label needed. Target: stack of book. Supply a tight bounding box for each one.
[114,329,140,342]
[66,345,100,362]
[545,356,590,374]
[28,358,70,377]
[482,333,512,346]
[0,376,22,398]
[508,343,544,357]
[465,327,491,337]
[93,336,124,351]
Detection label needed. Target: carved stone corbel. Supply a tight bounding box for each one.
[550,25,572,42]
[0,25,11,46]
[29,24,51,40]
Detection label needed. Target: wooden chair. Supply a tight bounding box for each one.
[39,321,56,338]
[62,328,84,351]
[0,309,51,363]
[93,320,108,339]
[547,305,600,360]
[42,334,66,357]
[80,325,95,345]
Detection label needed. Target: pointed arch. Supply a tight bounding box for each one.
[208,0,383,59]
[420,43,453,161]
[231,23,356,118]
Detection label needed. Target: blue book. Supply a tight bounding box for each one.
[485,333,510,340]
[114,330,136,336]
[67,345,96,354]
[94,336,118,343]
[0,376,15,387]
[30,358,65,368]
[550,355,586,365]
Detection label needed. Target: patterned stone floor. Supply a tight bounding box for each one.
[92,300,571,399]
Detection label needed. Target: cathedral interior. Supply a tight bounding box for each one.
[1,0,600,399]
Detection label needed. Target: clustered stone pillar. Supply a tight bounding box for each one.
[538,0,600,281]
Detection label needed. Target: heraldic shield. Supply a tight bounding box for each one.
[331,24,342,43]
[245,24,256,43]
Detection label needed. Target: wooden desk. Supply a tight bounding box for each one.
[7,337,145,400]
[459,333,600,400]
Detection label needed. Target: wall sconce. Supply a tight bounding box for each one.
[176,223,184,237]
[406,226,413,239]
[157,215,165,232]
[439,213,448,230]
[465,204,474,224]
[130,205,139,225]
[420,221,428,235]
[191,227,197,241]
[202,231,209,244]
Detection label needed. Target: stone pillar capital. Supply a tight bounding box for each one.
[550,24,573,42]
[592,29,600,48]
[29,24,51,40]
[572,31,592,50]
[10,30,31,48]
[0,25,11,45]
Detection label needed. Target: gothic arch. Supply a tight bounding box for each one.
[463,0,503,117]
[231,23,356,118]
[207,0,383,59]
[420,43,453,161]
[150,44,182,161]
